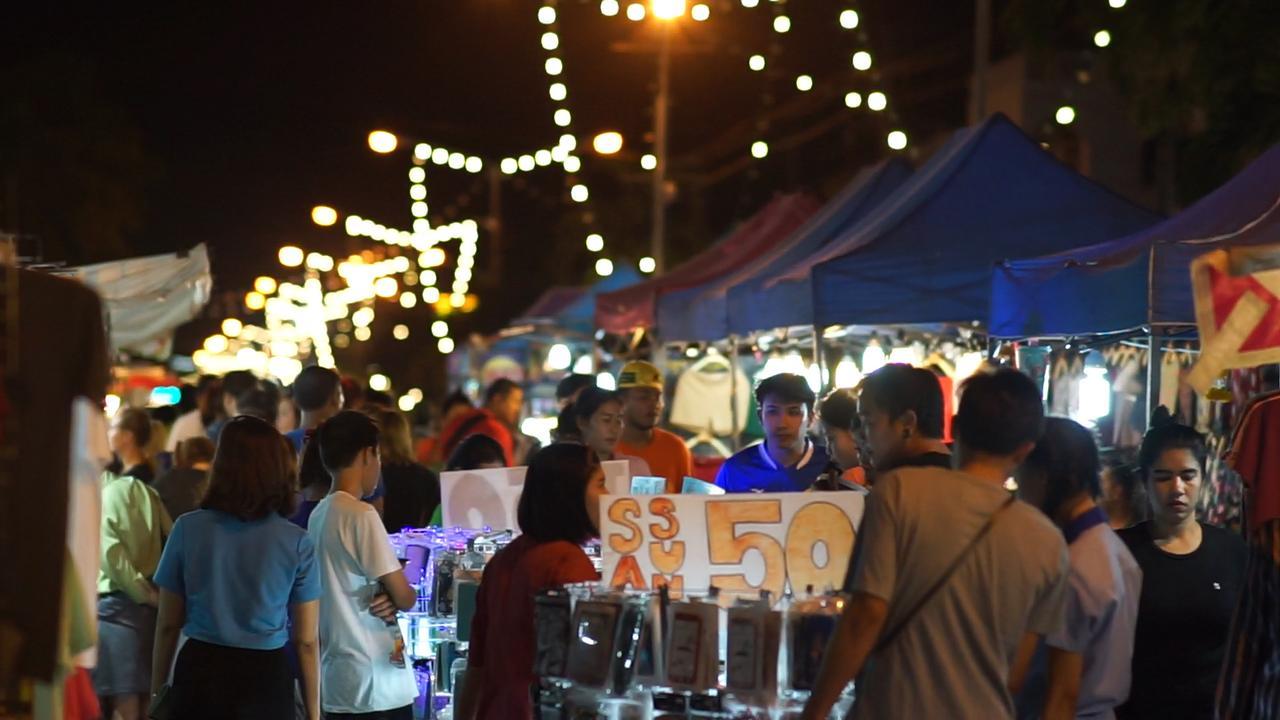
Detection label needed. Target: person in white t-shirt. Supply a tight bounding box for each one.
[308,411,418,719]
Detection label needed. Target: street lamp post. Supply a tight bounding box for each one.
[651,23,671,276]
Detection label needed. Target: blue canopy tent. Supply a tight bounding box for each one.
[797,114,1160,328]
[653,159,913,342]
[990,143,1280,338]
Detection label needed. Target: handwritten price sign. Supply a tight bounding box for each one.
[600,493,864,605]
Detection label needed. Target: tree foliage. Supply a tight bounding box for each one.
[1003,0,1280,204]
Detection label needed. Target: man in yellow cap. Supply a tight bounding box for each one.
[615,360,693,494]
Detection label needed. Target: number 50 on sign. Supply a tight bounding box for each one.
[599,493,865,604]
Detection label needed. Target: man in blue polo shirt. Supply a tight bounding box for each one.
[715,373,829,493]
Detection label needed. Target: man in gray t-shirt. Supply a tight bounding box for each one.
[803,369,1070,720]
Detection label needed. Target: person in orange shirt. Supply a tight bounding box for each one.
[614,361,692,493]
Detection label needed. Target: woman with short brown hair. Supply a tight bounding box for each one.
[150,416,322,720]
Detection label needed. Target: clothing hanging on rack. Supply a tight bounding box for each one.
[1201,432,1244,532]
[1218,390,1280,718]
[669,354,750,437]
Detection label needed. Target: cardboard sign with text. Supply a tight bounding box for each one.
[441,465,527,531]
[600,492,865,606]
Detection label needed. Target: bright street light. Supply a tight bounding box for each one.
[593,131,624,155]
[311,205,338,226]
[651,0,685,19]
[1056,105,1077,125]
[368,130,398,154]
[639,257,657,273]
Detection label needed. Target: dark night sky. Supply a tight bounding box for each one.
[2,0,972,389]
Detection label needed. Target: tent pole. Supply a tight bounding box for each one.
[1146,330,1160,429]
[729,335,741,452]
[813,325,825,395]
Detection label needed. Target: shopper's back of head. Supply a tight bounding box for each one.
[843,368,1068,720]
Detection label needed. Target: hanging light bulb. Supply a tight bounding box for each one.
[597,372,617,390]
[573,355,595,374]
[805,363,823,393]
[546,343,573,371]
[862,340,886,374]
[834,356,862,388]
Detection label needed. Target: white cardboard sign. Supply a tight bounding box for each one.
[600,492,865,605]
[440,465,527,531]
[601,459,632,496]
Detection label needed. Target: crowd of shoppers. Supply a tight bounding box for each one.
[89,358,1254,720]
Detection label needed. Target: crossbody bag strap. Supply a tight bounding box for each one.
[873,494,1017,652]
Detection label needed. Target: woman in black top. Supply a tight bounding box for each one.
[373,408,441,532]
[1116,416,1247,720]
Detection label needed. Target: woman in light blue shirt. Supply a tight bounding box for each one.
[151,416,322,720]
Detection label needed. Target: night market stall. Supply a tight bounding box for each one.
[987,143,1280,527]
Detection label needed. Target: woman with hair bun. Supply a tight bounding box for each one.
[1116,415,1247,720]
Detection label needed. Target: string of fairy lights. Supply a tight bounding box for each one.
[593,1,909,156]
[1049,0,1127,129]
[199,0,918,398]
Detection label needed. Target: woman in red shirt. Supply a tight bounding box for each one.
[454,443,606,720]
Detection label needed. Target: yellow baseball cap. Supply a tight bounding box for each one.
[617,360,663,391]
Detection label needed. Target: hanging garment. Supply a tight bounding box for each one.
[67,398,112,668]
[1229,393,1280,532]
[1201,432,1244,532]
[4,269,109,681]
[1217,392,1280,718]
[1159,350,1181,415]
[669,355,751,436]
[1216,520,1280,720]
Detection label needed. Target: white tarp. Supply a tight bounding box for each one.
[71,244,212,358]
